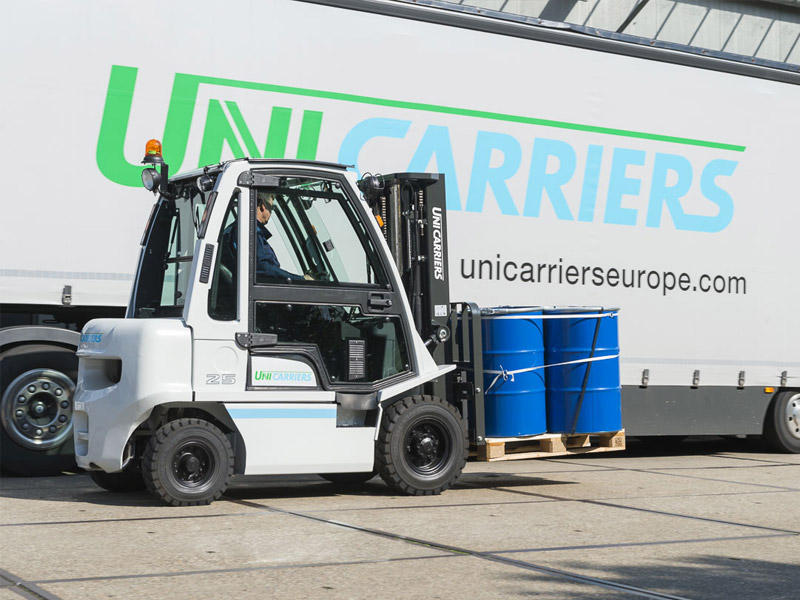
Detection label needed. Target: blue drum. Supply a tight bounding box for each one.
[481,307,547,437]
[544,308,621,434]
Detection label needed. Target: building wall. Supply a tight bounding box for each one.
[458,0,800,64]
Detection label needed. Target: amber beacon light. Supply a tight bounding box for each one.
[142,139,164,165]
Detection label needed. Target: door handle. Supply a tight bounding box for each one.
[235,332,278,349]
[368,294,392,310]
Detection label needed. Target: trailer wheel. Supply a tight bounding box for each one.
[376,395,467,496]
[0,345,77,476]
[142,419,234,506]
[320,471,377,485]
[89,468,146,493]
[764,391,800,453]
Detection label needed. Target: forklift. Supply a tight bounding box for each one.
[74,140,472,505]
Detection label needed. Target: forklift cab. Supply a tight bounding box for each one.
[131,161,437,384]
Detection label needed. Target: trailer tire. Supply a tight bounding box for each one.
[763,391,800,453]
[89,468,146,493]
[142,419,234,506]
[320,471,377,485]
[376,395,467,496]
[0,344,77,476]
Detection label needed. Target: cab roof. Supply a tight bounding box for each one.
[169,158,353,183]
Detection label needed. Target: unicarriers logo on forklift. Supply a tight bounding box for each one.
[431,207,445,282]
[254,370,314,385]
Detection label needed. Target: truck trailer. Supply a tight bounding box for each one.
[2,0,799,476]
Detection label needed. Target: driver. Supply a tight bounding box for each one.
[255,193,313,282]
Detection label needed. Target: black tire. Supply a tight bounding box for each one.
[89,468,146,493]
[320,471,377,485]
[375,395,467,496]
[142,418,234,506]
[0,344,78,476]
[763,391,800,453]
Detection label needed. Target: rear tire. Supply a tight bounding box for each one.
[376,395,467,496]
[764,391,800,453]
[90,468,146,493]
[142,419,234,506]
[0,345,78,476]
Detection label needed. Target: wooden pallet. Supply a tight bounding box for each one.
[474,429,625,461]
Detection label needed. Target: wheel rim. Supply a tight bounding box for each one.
[783,393,800,440]
[1,369,75,450]
[403,418,452,478]
[170,441,216,490]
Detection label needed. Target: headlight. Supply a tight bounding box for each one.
[141,168,161,192]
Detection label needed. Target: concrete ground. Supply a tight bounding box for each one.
[1,437,798,600]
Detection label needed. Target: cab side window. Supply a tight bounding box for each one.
[208,194,239,320]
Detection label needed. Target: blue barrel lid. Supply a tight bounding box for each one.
[544,306,619,314]
[481,306,543,318]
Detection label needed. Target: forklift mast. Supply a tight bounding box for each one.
[368,173,450,369]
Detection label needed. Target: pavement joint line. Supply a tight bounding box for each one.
[490,486,800,535]
[542,458,800,491]
[208,487,795,517]
[456,479,798,504]
[635,463,797,471]
[523,487,794,502]
[0,511,259,528]
[489,532,797,555]
[471,552,693,600]
[0,569,63,600]
[615,469,799,492]
[712,454,800,466]
[225,498,692,600]
[280,497,556,514]
[540,457,796,473]
[34,554,454,585]
[582,498,800,534]
[546,489,799,503]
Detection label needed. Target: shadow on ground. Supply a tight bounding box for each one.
[1,436,789,508]
[0,470,575,508]
[494,552,799,599]
[580,435,781,459]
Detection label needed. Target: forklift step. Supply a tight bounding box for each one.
[473,430,625,461]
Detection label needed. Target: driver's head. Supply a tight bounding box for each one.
[256,193,275,225]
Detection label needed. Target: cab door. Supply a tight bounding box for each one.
[222,168,417,474]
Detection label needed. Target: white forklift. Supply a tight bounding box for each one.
[74,141,470,505]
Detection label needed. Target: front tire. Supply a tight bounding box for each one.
[764,391,800,453]
[376,395,467,496]
[142,419,234,506]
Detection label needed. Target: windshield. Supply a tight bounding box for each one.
[131,178,213,318]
